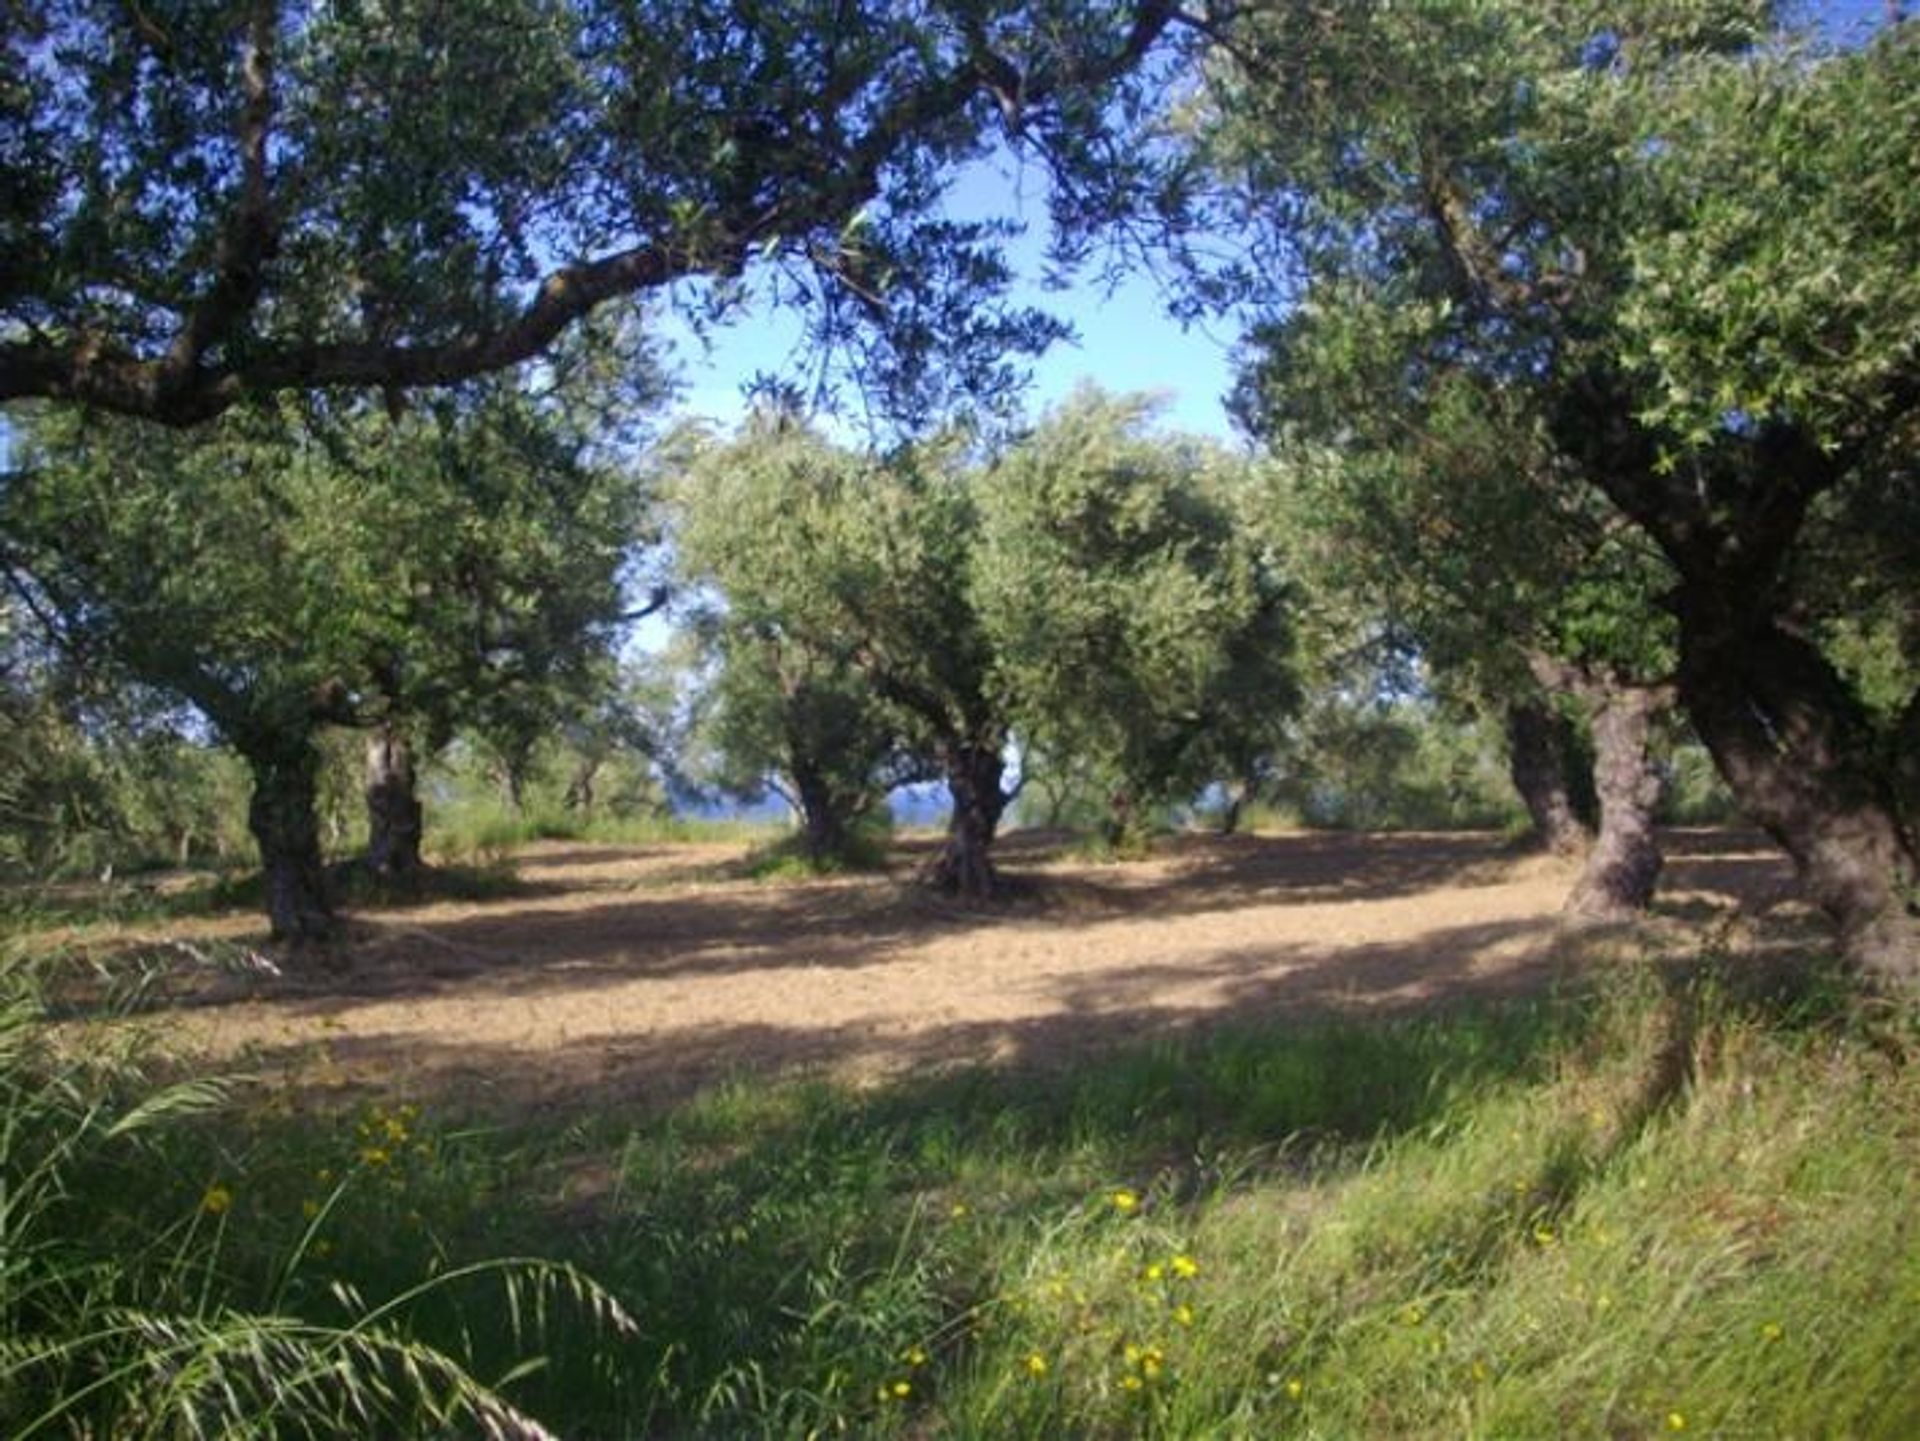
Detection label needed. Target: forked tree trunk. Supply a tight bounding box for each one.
[1504,698,1595,857]
[364,722,424,880]
[1678,606,1919,984]
[246,742,337,944]
[928,743,1007,898]
[1565,686,1666,920]
[563,756,602,821]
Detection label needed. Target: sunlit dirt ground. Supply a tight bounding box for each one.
[47,828,1805,1116]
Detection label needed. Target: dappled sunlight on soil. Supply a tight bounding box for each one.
[71,829,1801,1115]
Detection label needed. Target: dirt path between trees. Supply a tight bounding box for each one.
[71,829,1800,1115]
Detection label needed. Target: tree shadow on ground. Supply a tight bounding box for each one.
[62,828,1798,1044]
[208,912,1640,1121]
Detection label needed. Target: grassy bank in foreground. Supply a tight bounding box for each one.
[6,952,1917,1437]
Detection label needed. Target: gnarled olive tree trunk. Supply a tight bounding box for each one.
[928,743,1008,898]
[790,757,855,867]
[1504,698,1595,858]
[364,721,424,880]
[246,741,336,944]
[1678,601,1919,983]
[1527,655,1669,921]
[1563,685,1667,919]
[1557,381,1920,984]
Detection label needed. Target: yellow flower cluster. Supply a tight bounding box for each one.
[199,1182,233,1216]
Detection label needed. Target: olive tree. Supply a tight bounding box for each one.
[2,1,1179,427]
[973,388,1297,844]
[670,416,1013,892]
[1,380,643,943]
[1198,4,1920,976]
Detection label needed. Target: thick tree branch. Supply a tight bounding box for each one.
[2,3,1179,427]
[161,0,279,390]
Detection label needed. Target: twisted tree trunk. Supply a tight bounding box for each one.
[1564,686,1666,919]
[1504,698,1595,857]
[246,741,336,944]
[1526,655,1669,921]
[1678,603,1919,983]
[928,743,1008,898]
[791,758,852,866]
[364,721,424,880]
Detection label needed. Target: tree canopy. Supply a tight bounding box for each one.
[974,388,1296,835]
[1,367,647,938]
[2,0,1179,426]
[1198,1,1920,977]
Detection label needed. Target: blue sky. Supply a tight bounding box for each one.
[658,151,1247,443]
[653,0,1897,445]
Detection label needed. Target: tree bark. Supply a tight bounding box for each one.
[246,742,337,944]
[927,743,1007,898]
[1677,604,1919,983]
[563,756,601,822]
[792,761,851,866]
[1504,699,1595,857]
[364,722,424,880]
[1564,686,1666,919]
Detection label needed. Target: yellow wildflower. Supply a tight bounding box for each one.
[1285,1378,1304,1400]
[1171,1254,1200,1278]
[890,1380,912,1399]
[359,1146,390,1167]
[300,1198,321,1219]
[1172,1303,1195,1327]
[950,1201,970,1219]
[1121,1374,1144,1392]
[200,1183,233,1216]
[1141,1355,1163,1380]
[1143,1262,1165,1282]
[1666,1412,1687,1432]
[1025,1352,1048,1378]
[1761,1322,1783,1342]
[1110,1189,1140,1215]
[904,1346,928,1367]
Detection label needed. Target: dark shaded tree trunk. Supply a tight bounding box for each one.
[1677,604,1919,983]
[564,756,601,821]
[364,722,424,880]
[928,743,1007,898]
[1504,698,1595,857]
[1564,686,1666,919]
[1217,786,1245,836]
[792,760,851,866]
[246,742,336,944]
[1548,373,1920,983]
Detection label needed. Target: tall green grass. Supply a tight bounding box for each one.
[8,945,1916,1437]
[0,954,632,1438]
[521,965,1915,1437]
[426,807,779,867]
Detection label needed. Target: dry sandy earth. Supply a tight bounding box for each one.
[57,829,1801,1116]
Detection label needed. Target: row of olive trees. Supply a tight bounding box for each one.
[3,2,1913,982]
[666,388,1296,893]
[1184,4,1920,981]
[0,337,654,940]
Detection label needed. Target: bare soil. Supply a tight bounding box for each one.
[54,829,1804,1116]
